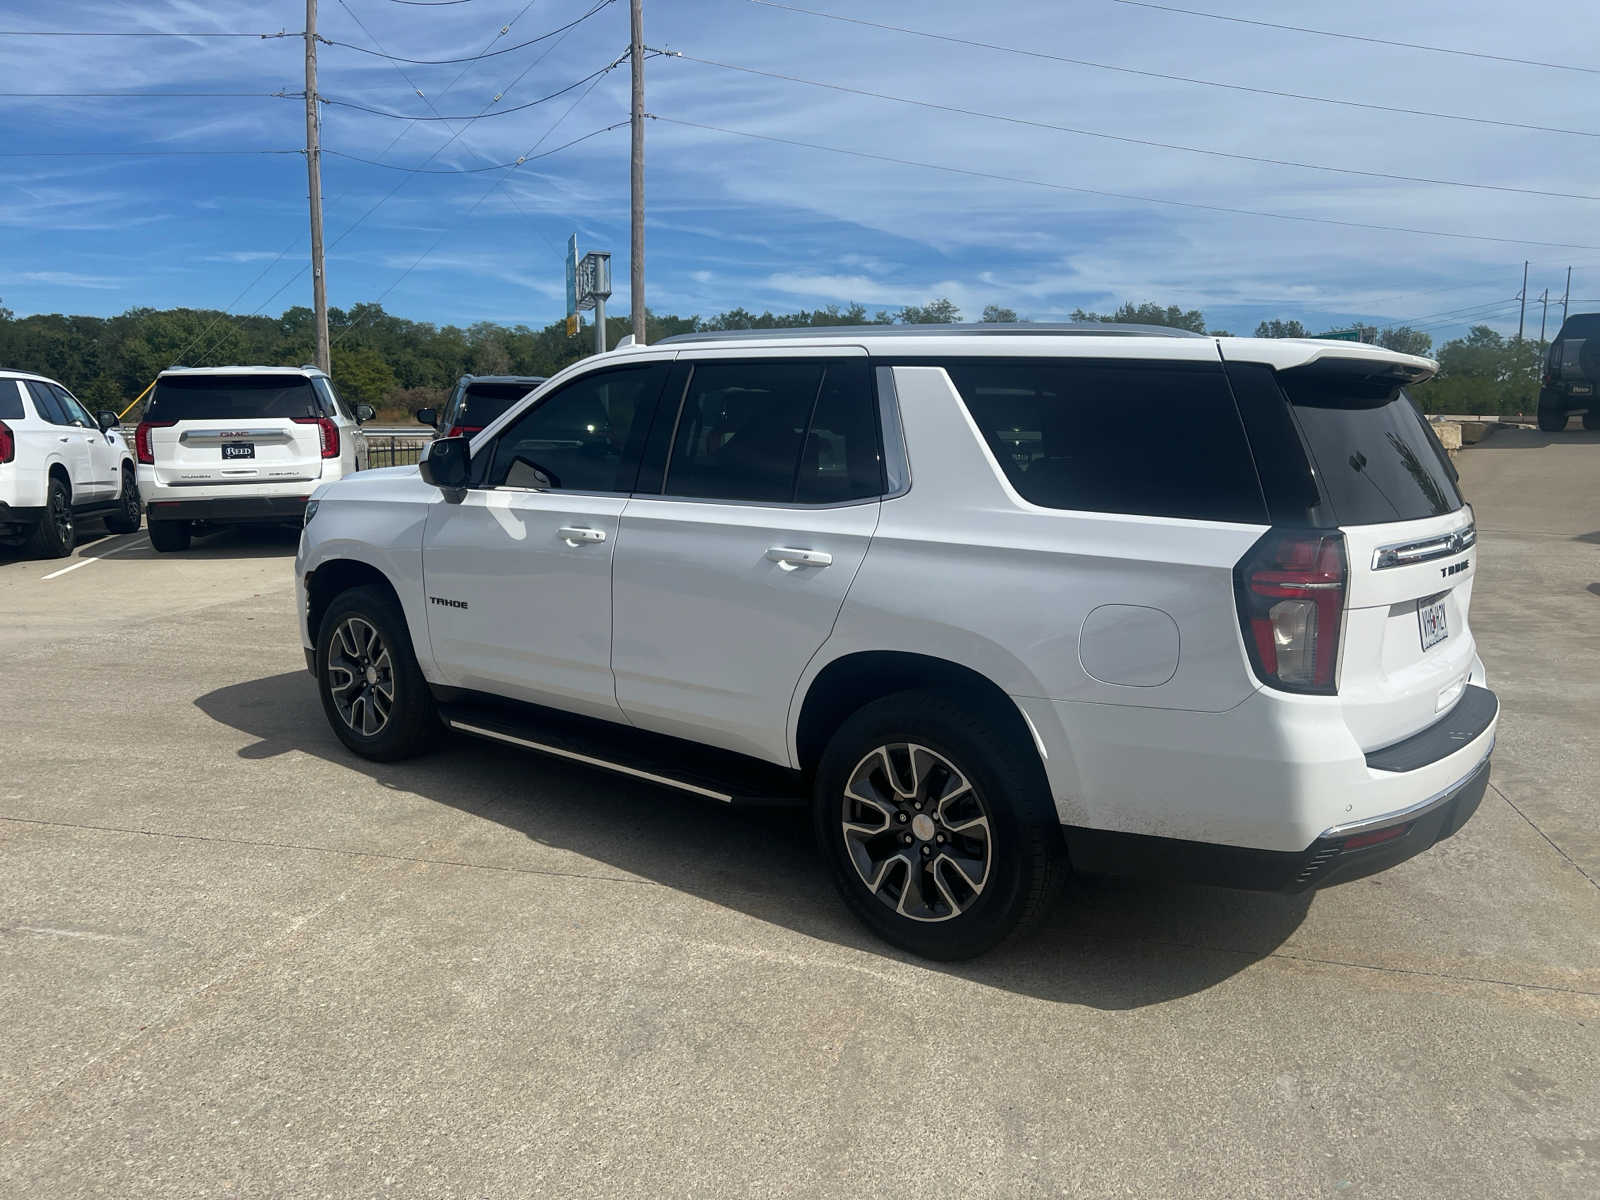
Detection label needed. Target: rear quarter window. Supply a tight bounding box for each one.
[1277,371,1462,525]
[0,381,23,420]
[944,359,1268,523]
[459,381,540,429]
[146,375,320,421]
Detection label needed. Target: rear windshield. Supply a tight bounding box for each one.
[1280,376,1462,525]
[147,375,319,421]
[1557,313,1600,341]
[456,380,540,427]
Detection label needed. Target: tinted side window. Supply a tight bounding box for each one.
[486,365,664,493]
[146,376,321,421]
[51,385,95,428]
[315,377,351,419]
[795,361,882,503]
[1279,374,1462,525]
[27,381,70,425]
[0,381,22,421]
[665,361,821,503]
[460,382,539,430]
[946,360,1268,523]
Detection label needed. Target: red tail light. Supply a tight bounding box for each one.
[0,419,13,464]
[445,424,483,440]
[1234,529,1347,694]
[135,419,174,464]
[295,416,340,459]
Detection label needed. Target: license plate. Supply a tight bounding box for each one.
[221,442,255,460]
[1418,597,1449,651]
[1571,384,1593,396]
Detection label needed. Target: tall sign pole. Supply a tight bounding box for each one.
[1516,260,1528,342]
[1562,266,1571,325]
[629,0,646,344]
[304,0,331,373]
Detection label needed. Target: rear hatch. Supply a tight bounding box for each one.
[444,379,542,437]
[144,374,328,487]
[1551,313,1599,397]
[1277,363,1477,751]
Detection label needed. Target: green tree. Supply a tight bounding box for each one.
[981,304,1018,323]
[1255,319,1311,338]
[0,296,12,322]
[332,345,398,407]
[1377,326,1433,357]
[899,297,961,324]
[1073,302,1207,332]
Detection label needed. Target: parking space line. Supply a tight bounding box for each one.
[40,535,149,581]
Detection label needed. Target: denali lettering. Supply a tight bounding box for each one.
[429,596,469,609]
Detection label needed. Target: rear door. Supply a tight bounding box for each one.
[144,375,327,488]
[25,381,96,500]
[611,351,883,763]
[1271,362,1477,750]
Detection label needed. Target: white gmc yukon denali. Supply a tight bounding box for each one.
[295,325,1498,959]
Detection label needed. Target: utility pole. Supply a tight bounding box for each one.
[1562,266,1571,326]
[1538,288,1550,343]
[629,0,645,344]
[1516,260,1528,342]
[304,0,331,374]
[594,294,607,355]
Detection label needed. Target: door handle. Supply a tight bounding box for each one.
[558,526,607,545]
[59,436,71,443]
[766,546,832,569]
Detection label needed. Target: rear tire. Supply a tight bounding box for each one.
[316,584,440,762]
[812,688,1066,960]
[103,465,142,534]
[1583,410,1600,431]
[1537,406,1568,432]
[148,519,191,553]
[24,477,74,559]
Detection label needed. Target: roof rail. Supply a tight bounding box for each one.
[655,321,1209,345]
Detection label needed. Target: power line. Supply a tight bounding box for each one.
[1109,1,1600,76]
[744,1,1600,141]
[647,114,1600,253]
[664,50,1600,204]
[387,0,475,6]
[324,123,617,172]
[325,0,613,64]
[0,91,288,98]
[320,65,611,120]
[0,29,289,38]
[0,148,299,157]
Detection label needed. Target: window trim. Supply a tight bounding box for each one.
[52,384,96,429]
[27,380,71,426]
[653,355,888,509]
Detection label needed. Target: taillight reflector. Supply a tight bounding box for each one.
[134,420,174,464]
[1234,529,1347,694]
[294,416,340,459]
[1342,824,1411,851]
[445,424,483,440]
[0,419,13,464]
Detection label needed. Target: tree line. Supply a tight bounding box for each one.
[0,295,1548,419]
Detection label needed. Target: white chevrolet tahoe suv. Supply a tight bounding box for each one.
[296,326,1498,959]
[137,366,373,552]
[0,370,141,556]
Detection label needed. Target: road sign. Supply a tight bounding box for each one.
[565,234,578,324]
[577,251,612,312]
[1319,328,1362,341]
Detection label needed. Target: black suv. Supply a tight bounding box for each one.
[416,375,545,441]
[1539,313,1600,431]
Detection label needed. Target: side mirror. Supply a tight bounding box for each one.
[355,403,376,423]
[419,436,471,492]
[96,410,120,432]
[415,407,438,428]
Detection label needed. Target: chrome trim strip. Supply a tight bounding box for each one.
[1321,739,1493,839]
[180,428,296,442]
[1371,522,1476,570]
[448,719,734,802]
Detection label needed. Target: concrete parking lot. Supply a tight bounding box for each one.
[2,429,1597,1198]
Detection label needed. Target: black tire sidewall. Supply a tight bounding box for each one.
[812,689,1061,960]
[104,467,141,534]
[1538,407,1568,432]
[27,479,73,558]
[147,520,190,552]
[315,585,438,762]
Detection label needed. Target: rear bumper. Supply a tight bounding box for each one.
[0,501,45,528]
[145,495,310,524]
[1066,752,1492,893]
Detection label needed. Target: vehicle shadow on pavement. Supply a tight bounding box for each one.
[1470,427,1600,450]
[195,671,1313,1010]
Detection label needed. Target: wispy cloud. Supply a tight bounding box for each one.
[19,270,127,289]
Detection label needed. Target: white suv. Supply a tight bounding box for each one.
[137,366,372,552]
[295,326,1498,959]
[0,370,141,557]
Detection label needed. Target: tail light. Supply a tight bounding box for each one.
[295,416,340,459]
[445,424,483,440]
[134,419,174,464]
[1234,529,1347,694]
[0,419,13,464]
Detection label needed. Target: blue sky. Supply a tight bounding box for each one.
[3,0,1598,345]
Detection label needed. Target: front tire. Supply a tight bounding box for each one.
[24,477,74,559]
[316,585,440,761]
[148,519,191,553]
[103,465,142,534]
[812,689,1066,960]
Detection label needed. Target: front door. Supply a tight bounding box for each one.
[26,382,97,502]
[611,352,884,764]
[420,361,670,721]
